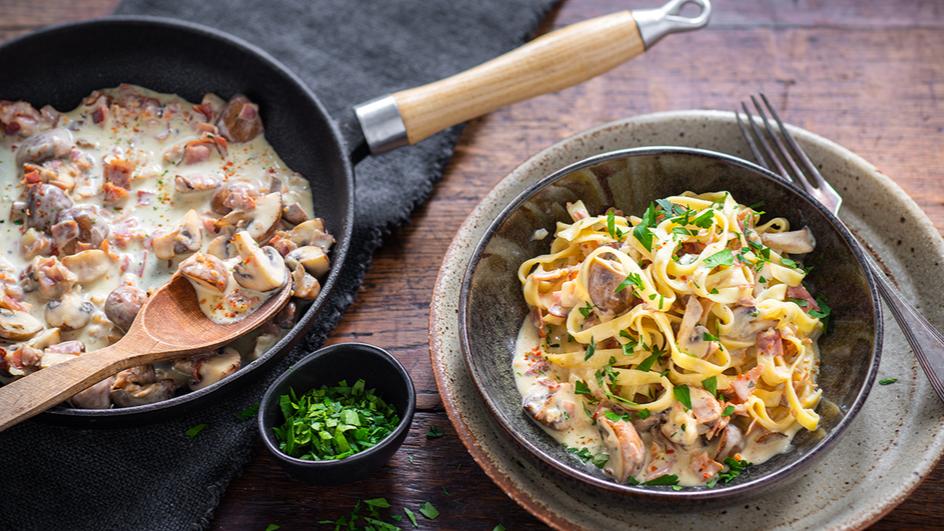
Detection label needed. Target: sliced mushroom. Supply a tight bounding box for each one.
[290,263,321,300]
[27,183,73,231]
[27,327,61,349]
[152,209,203,260]
[217,94,263,143]
[587,258,634,314]
[231,231,286,292]
[522,378,577,431]
[660,402,699,446]
[761,226,815,254]
[210,181,258,214]
[288,218,334,252]
[285,246,330,277]
[69,376,115,409]
[206,235,236,259]
[252,331,280,359]
[179,253,230,293]
[189,347,241,390]
[20,227,52,259]
[282,202,309,225]
[598,413,646,483]
[0,308,43,340]
[154,360,193,389]
[174,173,220,193]
[104,283,147,333]
[110,365,176,407]
[53,205,110,253]
[45,291,94,330]
[246,192,282,241]
[15,127,75,167]
[62,249,111,283]
[710,424,745,461]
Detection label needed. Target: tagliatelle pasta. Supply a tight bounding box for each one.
[512,191,830,487]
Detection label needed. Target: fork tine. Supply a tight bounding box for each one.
[735,109,769,171]
[739,102,791,181]
[758,93,829,190]
[749,95,821,199]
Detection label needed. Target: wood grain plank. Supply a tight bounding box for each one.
[1,0,942,529]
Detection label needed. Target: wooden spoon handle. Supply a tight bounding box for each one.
[0,344,135,430]
[393,11,644,145]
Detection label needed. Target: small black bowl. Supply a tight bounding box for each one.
[258,342,415,484]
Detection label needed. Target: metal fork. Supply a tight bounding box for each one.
[736,93,944,402]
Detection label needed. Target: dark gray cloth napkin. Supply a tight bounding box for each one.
[0,1,557,529]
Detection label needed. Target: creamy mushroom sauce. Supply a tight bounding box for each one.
[0,84,333,408]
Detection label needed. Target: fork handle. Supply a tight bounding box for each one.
[861,249,944,399]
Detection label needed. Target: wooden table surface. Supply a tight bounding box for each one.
[4,0,943,529]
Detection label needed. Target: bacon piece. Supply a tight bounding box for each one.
[786,285,820,313]
[103,158,135,190]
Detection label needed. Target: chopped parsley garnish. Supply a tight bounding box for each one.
[404,508,418,528]
[636,408,651,419]
[709,287,719,295]
[419,501,439,520]
[494,525,506,531]
[672,226,697,237]
[568,446,609,469]
[758,275,767,283]
[809,295,832,320]
[633,202,658,251]
[643,474,680,486]
[673,384,692,410]
[748,240,770,260]
[702,331,720,342]
[780,257,799,269]
[692,209,715,228]
[722,405,735,416]
[185,423,207,439]
[615,272,644,294]
[636,347,663,372]
[879,377,898,385]
[604,410,626,422]
[606,209,623,239]
[272,379,400,461]
[236,403,259,421]
[574,380,592,395]
[702,376,718,396]
[584,336,597,361]
[265,524,280,531]
[579,302,594,319]
[426,425,444,439]
[717,456,752,484]
[703,249,734,268]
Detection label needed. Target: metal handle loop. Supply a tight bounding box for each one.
[634,0,712,48]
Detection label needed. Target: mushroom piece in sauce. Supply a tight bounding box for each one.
[103,281,148,333]
[110,365,176,407]
[598,413,646,483]
[231,231,286,292]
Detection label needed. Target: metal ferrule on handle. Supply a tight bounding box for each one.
[354,0,711,155]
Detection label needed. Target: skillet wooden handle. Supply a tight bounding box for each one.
[393,12,644,145]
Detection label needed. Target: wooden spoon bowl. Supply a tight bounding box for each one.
[0,275,292,431]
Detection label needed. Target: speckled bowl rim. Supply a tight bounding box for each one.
[457,146,882,501]
[430,110,944,530]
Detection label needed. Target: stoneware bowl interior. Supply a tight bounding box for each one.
[258,342,416,485]
[459,147,882,500]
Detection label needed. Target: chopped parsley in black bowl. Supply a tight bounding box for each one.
[259,343,415,484]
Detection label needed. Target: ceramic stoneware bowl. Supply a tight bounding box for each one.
[459,146,882,500]
[258,342,416,485]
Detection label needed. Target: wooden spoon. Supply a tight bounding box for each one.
[0,275,292,431]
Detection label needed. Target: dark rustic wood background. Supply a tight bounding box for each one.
[3,0,943,529]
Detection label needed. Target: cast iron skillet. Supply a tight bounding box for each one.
[459,147,882,500]
[0,1,710,425]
